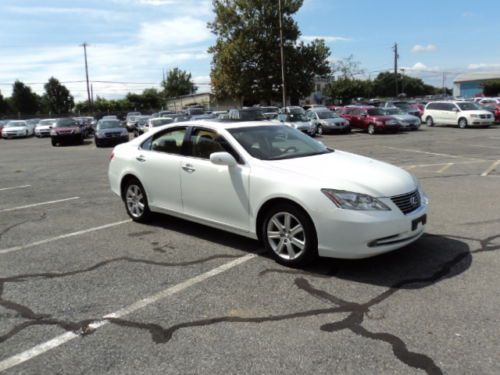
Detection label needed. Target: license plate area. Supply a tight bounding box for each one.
[412,214,427,231]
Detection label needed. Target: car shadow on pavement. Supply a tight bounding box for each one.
[299,233,471,289]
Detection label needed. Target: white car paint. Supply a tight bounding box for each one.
[35,119,57,137]
[2,121,33,138]
[109,121,428,260]
[423,101,494,127]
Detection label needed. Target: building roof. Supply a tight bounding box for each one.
[454,71,500,83]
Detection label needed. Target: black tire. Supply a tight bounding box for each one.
[344,127,351,134]
[123,178,152,223]
[426,116,434,127]
[368,124,375,135]
[95,138,101,147]
[458,118,467,129]
[51,138,57,147]
[316,125,323,137]
[261,202,317,267]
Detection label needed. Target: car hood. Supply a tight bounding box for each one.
[264,150,416,197]
[369,115,395,122]
[4,126,27,131]
[36,125,52,129]
[392,114,419,122]
[100,128,125,133]
[54,127,80,133]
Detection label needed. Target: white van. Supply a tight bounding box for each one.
[423,101,494,128]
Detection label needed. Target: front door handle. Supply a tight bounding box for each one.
[136,155,146,162]
[182,164,196,173]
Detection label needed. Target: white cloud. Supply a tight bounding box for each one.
[402,62,439,72]
[138,17,212,47]
[411,44,437,53]
[467,63,500,70]
[301,36,351,43]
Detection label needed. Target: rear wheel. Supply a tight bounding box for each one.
[458,118,468,129]
[262,203,317,267]
[124,179,151,222]
[316,125,323,136]
[368,124,375,135]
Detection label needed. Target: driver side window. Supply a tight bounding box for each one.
[142,127,187,154]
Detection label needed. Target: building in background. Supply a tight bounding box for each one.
[453,71,500,98]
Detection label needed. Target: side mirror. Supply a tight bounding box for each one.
[210,152,237,167]
[452,108,459,112]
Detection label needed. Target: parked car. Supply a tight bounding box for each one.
[423,101,494,128]
[340,106,400,135]
[26,119,40,133]
[74,117,94,138]
[109,121,428,267]
[103,115,119,120]
[306,109,350,134]
[35,119,57,137]
[381,108,421,130]
[126,112,141,131]
[50,118,85,146]
[185,107,205,118]
[94,119,129,147]
[2,120,33,138]
[383,101,421,118]
[145,117,174,133]
[133,116,152,137]
[276,112,316,136]
[0,120,10,137]
[226,108,266,121]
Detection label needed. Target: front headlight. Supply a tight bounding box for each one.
[321,189,391,211]
[96,131,105,138]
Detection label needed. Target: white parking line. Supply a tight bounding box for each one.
[0,185,31,192]
[0,254,256,372]
[481,160,500,177]
[0,219,132,255]
[437,163,454,174]
[382,146,485,161]
[0,197,80,213]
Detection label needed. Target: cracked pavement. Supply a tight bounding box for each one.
[0,126,499,374]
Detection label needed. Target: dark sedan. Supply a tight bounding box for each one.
[94,119,129,147]
[51,118,85,146]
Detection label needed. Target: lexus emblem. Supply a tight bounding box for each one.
[410,196,418,206]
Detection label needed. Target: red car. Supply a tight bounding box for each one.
[339,106,400,135]
[50,118,85,146]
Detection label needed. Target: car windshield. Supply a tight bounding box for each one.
[393,103,412,110]
[151,118,172,127]
[6,121,26,128]
[457,102,481,111]
[316,111,338,119]
[39,120,55,126]
[228,125,332,161]
[286,113,308,122]
[384,108,404,115]
[367,108,385,116]
[55,119,76,128]
[98,120,122,129]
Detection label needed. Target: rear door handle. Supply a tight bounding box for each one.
[136,155,146,162]
[182,164,196,173]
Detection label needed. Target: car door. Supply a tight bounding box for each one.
[135,126,187,213]
[180,127,251,232]
[444,103,458,125]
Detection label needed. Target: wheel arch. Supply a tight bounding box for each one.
[255,197,317,242]
[120,173,142,201]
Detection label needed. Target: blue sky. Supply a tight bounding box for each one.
[1,0,499,101]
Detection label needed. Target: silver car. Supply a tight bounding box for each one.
[382,108,421,130]
[307,109,351,134]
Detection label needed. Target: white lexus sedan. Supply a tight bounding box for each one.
[108,121,428,266]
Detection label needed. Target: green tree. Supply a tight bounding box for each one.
[10,81,39,114]
[372,72,436,98]
[483,80,500,96]
[326,78,372,103]
[332,55,364,79]
[43,77,74,114]
[142,88,162,109]
[208,0,331,105]
[0,90,11,114]
[162,68,197,99]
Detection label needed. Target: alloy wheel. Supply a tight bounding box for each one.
[126,184,145,218]
[266,212,306,261]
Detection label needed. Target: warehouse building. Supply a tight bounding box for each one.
[453,71,500,98]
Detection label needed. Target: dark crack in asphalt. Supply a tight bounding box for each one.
[0,213,47,240]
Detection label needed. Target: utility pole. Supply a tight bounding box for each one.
[442,72,446,95]
[90,84,94,106]
[393,43,399,97]
[80,42,92,109]
[278,0,286,107]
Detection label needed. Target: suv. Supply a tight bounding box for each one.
[50,118,84,146]
[340,106,400,134]
[423,101,494,128]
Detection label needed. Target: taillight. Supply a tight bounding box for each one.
[109,152,114,161]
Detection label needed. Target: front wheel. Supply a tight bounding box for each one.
[368,124,375,135]
[262,203,317,267]
[51,138,57,147]
[316,125,323,136]
[124,179,152,222]
[458,118,468,129]
[426,116,434,127]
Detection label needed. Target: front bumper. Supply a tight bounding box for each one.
[51,134,82,142]
[36,129,51,137]
[313,193,428,259]
[96,135,129,144]
[2,131,27,138]
[469,119,493,126]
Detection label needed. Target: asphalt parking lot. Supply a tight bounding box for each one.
[0,126,499,375]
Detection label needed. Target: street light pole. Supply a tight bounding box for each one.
[278,0,286,107]
[81,42,92,109]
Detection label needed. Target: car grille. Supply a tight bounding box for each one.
[480,114,490,119]
[391,190,421,215]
